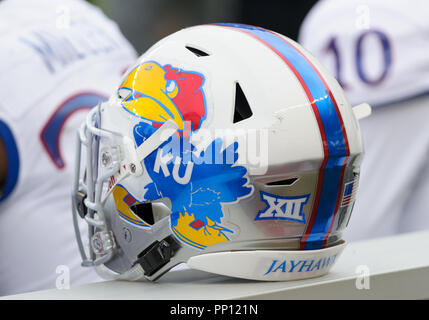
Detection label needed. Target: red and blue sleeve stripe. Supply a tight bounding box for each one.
[211,23,350,250]
[0,120,20,202]
[40,92,107,169]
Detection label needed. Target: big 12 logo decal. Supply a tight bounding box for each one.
[255,191,309,223]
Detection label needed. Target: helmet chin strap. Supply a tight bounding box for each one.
[123,119,179,178]
[135,119,179,162]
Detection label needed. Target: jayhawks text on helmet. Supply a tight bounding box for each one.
[264,253,339,275]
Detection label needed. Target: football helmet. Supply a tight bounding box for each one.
[72,23,371,281]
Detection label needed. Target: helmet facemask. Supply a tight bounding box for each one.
[72,103,181,280]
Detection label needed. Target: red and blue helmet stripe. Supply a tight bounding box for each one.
[212,23,350,250]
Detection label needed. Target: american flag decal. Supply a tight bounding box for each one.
[341,178,359,207]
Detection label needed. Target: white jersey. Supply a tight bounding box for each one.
[0,0,137,295]
[299,0,429,241]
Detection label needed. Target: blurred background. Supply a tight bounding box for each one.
[88,0,319,54]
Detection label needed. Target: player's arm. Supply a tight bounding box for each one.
[0,137,6,189]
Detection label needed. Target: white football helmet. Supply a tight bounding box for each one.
[72,23,370,282]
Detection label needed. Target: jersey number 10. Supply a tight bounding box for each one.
[325,29,392,89]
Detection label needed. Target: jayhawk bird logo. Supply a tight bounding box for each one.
[134,122,252,249]
[112,61,252,249]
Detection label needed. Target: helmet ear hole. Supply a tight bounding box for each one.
[130,202,172,226]
[130,203,154,225]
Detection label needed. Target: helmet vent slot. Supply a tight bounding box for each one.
[266,177,298,186]
[233,82,253,123]
[130,203,155,225]
[185,46,210,57]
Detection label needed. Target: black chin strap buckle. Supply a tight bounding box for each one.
[137,235,180,277]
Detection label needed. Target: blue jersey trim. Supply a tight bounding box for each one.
[0,120,20,202]
[40,92,106,168]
